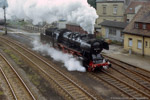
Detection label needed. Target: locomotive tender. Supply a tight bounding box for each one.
[41,28,111,71]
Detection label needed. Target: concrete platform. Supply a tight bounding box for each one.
[103,44,150,71]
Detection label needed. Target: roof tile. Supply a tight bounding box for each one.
[123,4,150,37]
[99,20,128,29]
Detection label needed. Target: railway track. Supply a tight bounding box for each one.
[103,54,150,79]
[85,56,150,100]
[90,70,150,100]
[87,55,150,99]
[109,61,150,93]
[0,36,99,100]
[104,55,150,91]
[0,53,36,100]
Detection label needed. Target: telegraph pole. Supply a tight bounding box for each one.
[3,6,7,35]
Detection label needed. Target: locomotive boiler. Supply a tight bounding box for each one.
[41,28,111,71]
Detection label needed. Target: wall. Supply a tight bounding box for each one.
[126,14,135,22]
[101,26,124,42]
[96,1,125,25]
[101,26,106,37]
[124,34,150,56]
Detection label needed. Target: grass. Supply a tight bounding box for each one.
[111,40,123,45]
[7,20,28,29]
[0,91,4,95]
[96,34,104,39]
[4,49,22,65]
[28,73,40,86]
[0,32,4,35]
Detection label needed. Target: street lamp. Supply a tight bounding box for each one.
[0,0,8,35]
[3,5,7,35]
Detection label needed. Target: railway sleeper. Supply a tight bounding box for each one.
[57,81,69,85]
[136,79,146,83]
[70,90,81,94]
[102,77,112,80]
[141,82,150,85]
[111,80,121,83]
[104,79,115,83]
[110,80,120,83]
[103,78,114,81]
[116,85,126,88]
[133,94,145,98]
[62,84,74,87]
[73,92,85,96]
[132,95,144,99]
[49,72,58,75]
[146,85,150,88]
[60,84,72,88]
[57,80,69,83]
[53,75,64,79]
[71,93,84,98]
[105,79,117,82]
[142,84,150,88]
[111,81,120,86]
[63,85,74,89]
[65,88,77,91]
[125,89,135,93]
[58,80,70,84]
[74,94,87,99]
[122,87,131,91]
[129,91,139,96]
[56,78,67,82]
[61,81,72,85]
[76,95,88,100]
[60,84,74,89]
[77,98,89,100]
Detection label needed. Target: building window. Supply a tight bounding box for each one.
[135,23,139,28]
[127,19,129,23]
[113,6,117,14]
[130,8,133,10]
[128,38,132,47]
[109,28,116,36]
[143,24,146,29]
[137,40,142,49]
[103,6,106,14]
[145,41,148,48]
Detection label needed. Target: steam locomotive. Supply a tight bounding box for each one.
[40,28,111,71]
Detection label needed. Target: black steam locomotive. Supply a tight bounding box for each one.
[40,28,111,71]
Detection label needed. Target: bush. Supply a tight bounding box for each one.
[111,40,123,45]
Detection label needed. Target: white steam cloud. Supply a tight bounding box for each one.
[32,38,86,72]
[1,0,98,34]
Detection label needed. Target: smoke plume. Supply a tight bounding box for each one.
[32,38,86,72]
[1,0,98,34]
